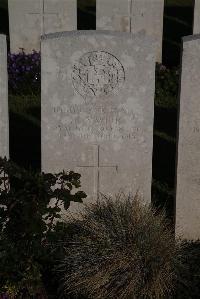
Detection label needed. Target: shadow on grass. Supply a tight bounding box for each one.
[9,94,41,171]
[9,111,41,171]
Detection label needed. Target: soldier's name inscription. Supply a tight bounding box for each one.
[53,103,142,141]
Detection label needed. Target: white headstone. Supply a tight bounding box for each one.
[0,35,9,158]
[96,0,164,62]
[8,0,77,53]
[176,35,200,240]
[193,0,200,34]
[131,0,164,62]
[96,0,131,32]
[41,31,156,212]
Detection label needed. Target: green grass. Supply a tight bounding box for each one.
[9,94,41,170]
[154,130,176,143]
[9,94,40,127]
[155,93,178,109]
[0,0,7,10]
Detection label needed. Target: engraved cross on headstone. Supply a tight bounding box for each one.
[27,0,59,35]
[77,145,118,200]
[129,0,133,32]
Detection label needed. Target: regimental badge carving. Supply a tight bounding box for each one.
[72,51,125,98]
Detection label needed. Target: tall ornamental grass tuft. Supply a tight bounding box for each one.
[57,193,183,299]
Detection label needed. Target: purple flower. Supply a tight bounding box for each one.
[8,49,41,95]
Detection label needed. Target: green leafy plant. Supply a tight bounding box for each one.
[0,157,87,298]
[155,64,179,109]
[57,193,183,299]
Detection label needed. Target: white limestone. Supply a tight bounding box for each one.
[41,31,156,213]
[0,35,9,159]
[131,0,164,62]
[193,0,200,34]
[96,0,164,62]
[176,34,200,240]
[96,0,131,32]
[8,0,77,53]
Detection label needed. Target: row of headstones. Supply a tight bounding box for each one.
[1,28,200,241]
[7,0,200,61]
[1,0,200,240]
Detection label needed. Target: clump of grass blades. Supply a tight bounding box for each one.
[57,193,183,299]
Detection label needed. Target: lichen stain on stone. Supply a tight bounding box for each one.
[98,16,112,30]
[120,16,129,32]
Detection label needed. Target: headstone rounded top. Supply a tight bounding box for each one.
[183,34,200,43]
[41,30,153,42]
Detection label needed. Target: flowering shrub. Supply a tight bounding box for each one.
[8,50,40,95]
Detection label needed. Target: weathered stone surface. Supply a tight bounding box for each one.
[0,35,9,158]
[96,0,131,32]
[96,0,164,62]
[131,0,164,62]
[176,35,200,240]
[8,0,77,53]
[193,0,200,34]
[41,31,156,212]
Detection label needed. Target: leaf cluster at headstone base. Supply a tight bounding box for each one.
[0,157,86,298]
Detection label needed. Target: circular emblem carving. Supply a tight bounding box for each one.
[72,51,125,98]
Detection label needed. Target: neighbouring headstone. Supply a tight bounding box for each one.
[96,0,164,62]
[0,35,9,159]
[193,0,200,34]
[41,31,156,212]
[96,0,131,32]
[131,0,164,62]
[176,35,200,240]
[8,0,77,53]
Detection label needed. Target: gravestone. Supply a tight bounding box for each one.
[176,35,200,240]
[131,0,164,62]
[41,31,156,213]
[96,0,164,62]
[8,0,77,53]
[193,0,200,34]
[96,0,131,32]
[0,35,9,159]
